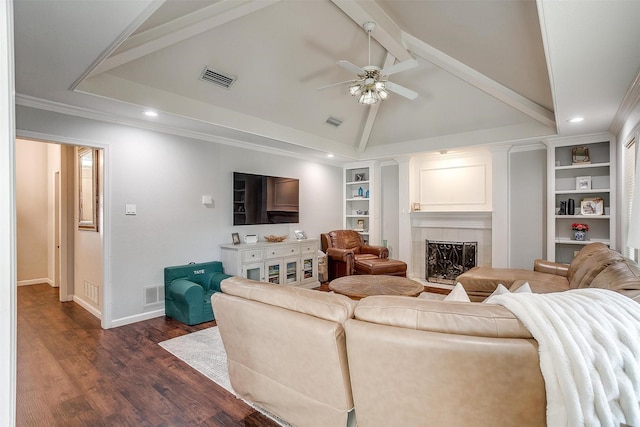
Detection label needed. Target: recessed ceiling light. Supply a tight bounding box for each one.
[327,153,334,158]
[144,110,158,117]
[568,117,584,123]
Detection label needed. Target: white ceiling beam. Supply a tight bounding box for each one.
[330,0,413,63]
[88,0,280,77]
[356,54,396,153]
[404,32,556,129]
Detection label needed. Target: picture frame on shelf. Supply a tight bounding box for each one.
[576,176,592,190]
[294,230,307,240]
[580,198,603,216]
[355,173,366,182]
[231,232,240,245]
[572,146,591,165]
[355,219,365,231]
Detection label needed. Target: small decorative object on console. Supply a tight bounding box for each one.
[294,230,307,240]
[244,234,258,244]
[231,232,240,245]
[264,235,287,243]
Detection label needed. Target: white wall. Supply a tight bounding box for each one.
[509,148,547,268]
[16,105,343,326]
[15,139,48,284]
[46,143,60,286]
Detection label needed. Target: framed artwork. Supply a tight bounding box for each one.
[294,230,307,240]
[78,147,99,231]
[572,146,591,165]
[580,198,603,216]
[356,219,365,230]
[576,176,592,190]
[231,232,240,245]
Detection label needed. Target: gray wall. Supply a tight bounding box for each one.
[380,163,400,258]
[509,148,547,268]
[16,105,343,325]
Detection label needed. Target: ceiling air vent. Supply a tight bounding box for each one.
[326,116,343,127]
[200,66,236,89]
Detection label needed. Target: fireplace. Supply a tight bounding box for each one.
[426,240,477,285]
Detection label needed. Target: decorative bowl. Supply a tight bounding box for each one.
[264,235,287,243]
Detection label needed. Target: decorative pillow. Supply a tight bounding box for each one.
[513,282,532,294]
[443,282,471,302]
[485,283,510,300]
[484,282,532,303]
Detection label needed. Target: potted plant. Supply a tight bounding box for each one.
[571,223,589,241]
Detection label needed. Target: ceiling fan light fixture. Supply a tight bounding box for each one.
[359,88,379,105]
[349,84,362,96]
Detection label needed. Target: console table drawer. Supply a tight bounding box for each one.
[242,249,263,262]
[264,244,299,259]
[300,242,317,253]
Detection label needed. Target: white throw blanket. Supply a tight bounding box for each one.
[488,289,640,427]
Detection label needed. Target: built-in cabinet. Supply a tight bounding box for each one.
[344,162,378,245]
[546,134,616,264]
[220,239,320,288]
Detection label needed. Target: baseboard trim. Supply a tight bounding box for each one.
[72,295,102,320]
[17,278,53,287]
[110,309,165,329]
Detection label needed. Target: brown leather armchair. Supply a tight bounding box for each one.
[321,230,389,281]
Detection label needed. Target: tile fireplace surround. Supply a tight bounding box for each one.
[411,211,492,282]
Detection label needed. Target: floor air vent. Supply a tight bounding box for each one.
[200,66,236,89]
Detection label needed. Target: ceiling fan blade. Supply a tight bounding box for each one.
[381,58,419,76]
[385,81,418,100]
[317,79,358,91]
[337,60,364,75]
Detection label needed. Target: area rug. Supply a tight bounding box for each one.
[159,327,291,426]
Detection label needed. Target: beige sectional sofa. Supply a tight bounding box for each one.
[457,242,640,302]
[211,243,639,426]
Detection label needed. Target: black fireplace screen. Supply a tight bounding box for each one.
[426,240,477,285]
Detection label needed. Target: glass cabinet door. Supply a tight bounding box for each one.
[302,256,314,281]
[242,263,263,282]
[265,260,282,284]
[284,257,299,285]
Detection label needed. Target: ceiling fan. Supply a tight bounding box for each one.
[318,21,419,105]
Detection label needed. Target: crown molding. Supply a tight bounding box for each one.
[14,94,347,165]
[610,67,640,135]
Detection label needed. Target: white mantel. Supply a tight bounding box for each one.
[410,211,492,229]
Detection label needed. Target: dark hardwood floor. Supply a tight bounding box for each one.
[16,284,278,427]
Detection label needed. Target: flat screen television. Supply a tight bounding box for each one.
[233,172,299,225]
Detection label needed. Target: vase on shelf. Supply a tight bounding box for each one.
[574,230,586,241]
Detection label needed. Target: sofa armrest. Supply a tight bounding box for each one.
[360,245,389,258]
[326,247,355,262]
[168,278,204,304]
[533,259,569,277]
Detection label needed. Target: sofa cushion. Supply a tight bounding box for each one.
[567,242,624,289]
[589,258,640,296]
[354,295,532,339]
[220,276,357,324]
[457,266,569,301]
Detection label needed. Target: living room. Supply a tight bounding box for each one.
[3,0,640,425]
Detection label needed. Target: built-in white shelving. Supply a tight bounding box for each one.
[344,162,378,245]
[546,134,616,263]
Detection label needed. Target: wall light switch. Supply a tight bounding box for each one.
[125,204,137,215]
[202,195,213,205]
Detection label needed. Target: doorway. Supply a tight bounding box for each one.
[15,139,104,318]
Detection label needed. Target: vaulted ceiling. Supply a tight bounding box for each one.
[13,0,640,162]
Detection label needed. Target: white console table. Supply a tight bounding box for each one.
[220,238,320,288]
